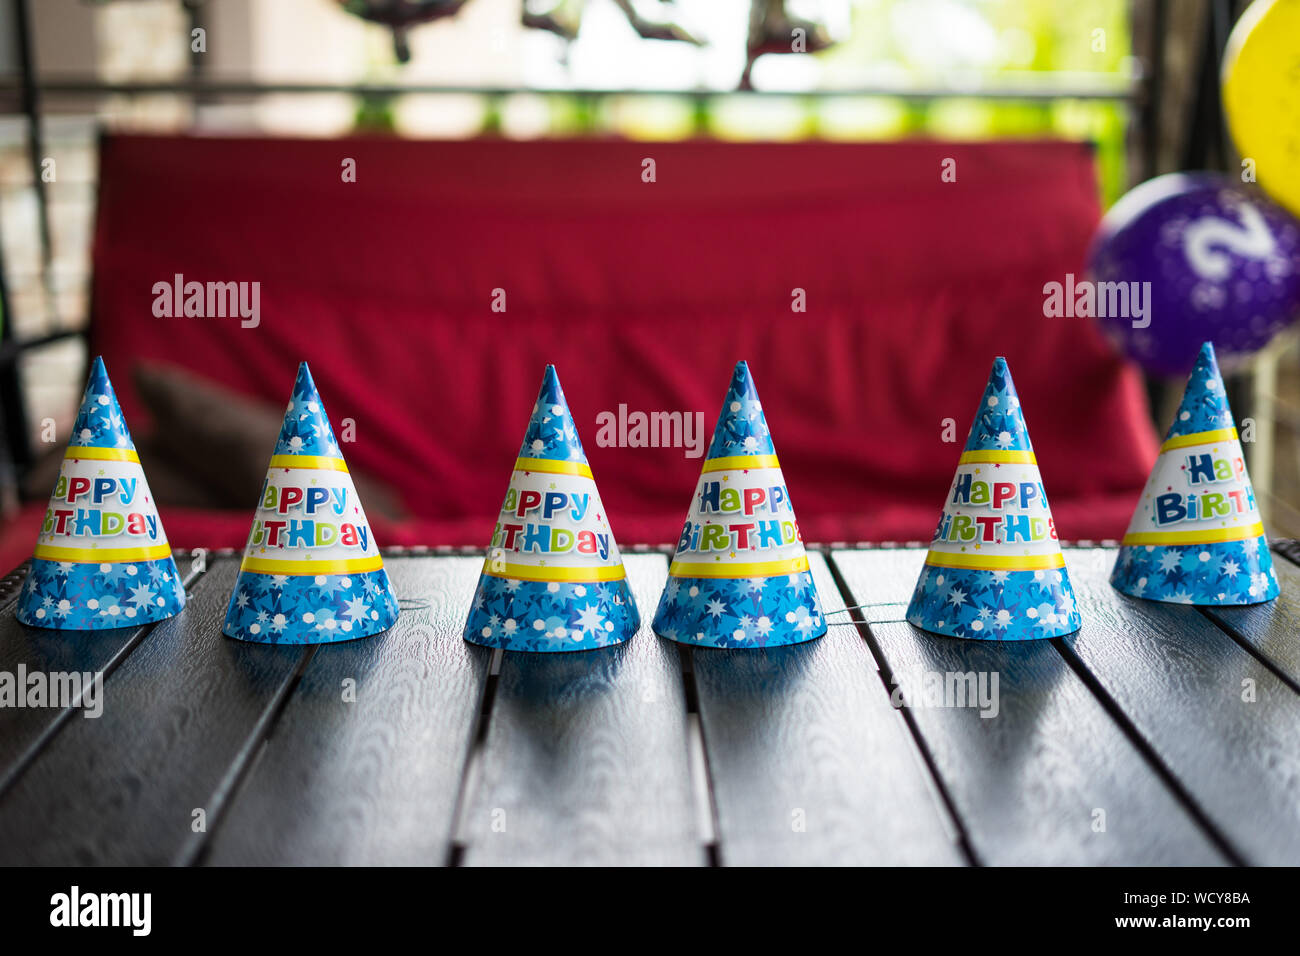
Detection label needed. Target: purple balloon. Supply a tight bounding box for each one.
[1086,172,1300,376]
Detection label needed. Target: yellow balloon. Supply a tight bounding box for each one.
[1222,0,1300,218]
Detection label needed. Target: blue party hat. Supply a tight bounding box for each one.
[652,361,826,648]
[222,362,399,643]
[463,365,639,652]
[1111,342,1279,604]
[16,357,186,630]
[905,357,1080,640]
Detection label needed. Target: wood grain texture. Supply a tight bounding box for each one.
[460,554,703,866]
[1202,549,1300,687]
[693,552,963,865]
[1061,548,1300,865]
[0,556,202,791]
[0,558,308,865]
[833,551,1226,865]
[828,547,925,623]
[203,557,491,865]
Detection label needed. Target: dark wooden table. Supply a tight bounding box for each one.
[0,542,1297,866]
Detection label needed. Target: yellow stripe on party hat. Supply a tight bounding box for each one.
[462,365,640,652]
[905,357,1080,641]
[17,357,186,630]
[652,360,826,649]
[222,362,399,644]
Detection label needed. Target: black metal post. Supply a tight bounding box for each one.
[0,0,37,480]
[14,0,51,274]
[1141,0,1168,182]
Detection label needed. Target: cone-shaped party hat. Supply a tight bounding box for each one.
[906,357,1080,641]
[17,357,186,630]
[1111,342,1279,605]
[463,365,639,652]
[652,361,826,648]
[222,363,399,643]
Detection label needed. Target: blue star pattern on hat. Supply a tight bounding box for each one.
[705,361,776,459]
[906,565,1079,640]
[17,357,186,630]
[654,571,825,648]
[223,569,400,644]
[276,362,343,458]
[518,364,587,463]
[18,556,186,630]
[1111,341,1278,605]
[1111,538,1277,604]
[964,356,1032,453]
[1164,342,1234,439]
[69,356,133,450]
[465,574,639,651]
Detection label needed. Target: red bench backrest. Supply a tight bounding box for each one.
[91,134,1156,545]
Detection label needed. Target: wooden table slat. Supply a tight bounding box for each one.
[691,552,964,866]
[1060,548,1300,865]
[459,554,703,866]
[831,550,1229,865]
[0,558,309,865]
[203,557,492,865]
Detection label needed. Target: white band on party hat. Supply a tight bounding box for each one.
[1119,418,1260,548]
[921,457,1063,572]
[479,463,626,582]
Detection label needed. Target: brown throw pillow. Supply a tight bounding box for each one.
[131,362,409,521]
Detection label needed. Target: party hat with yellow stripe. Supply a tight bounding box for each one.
[17,357,185,630]
[1111,342,1279,605]
[652,361,826,648]
[222,362,398,643]
[463,365,638,652]
[906,357,1080,640]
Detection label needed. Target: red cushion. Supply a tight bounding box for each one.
[84,134,1156,551]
